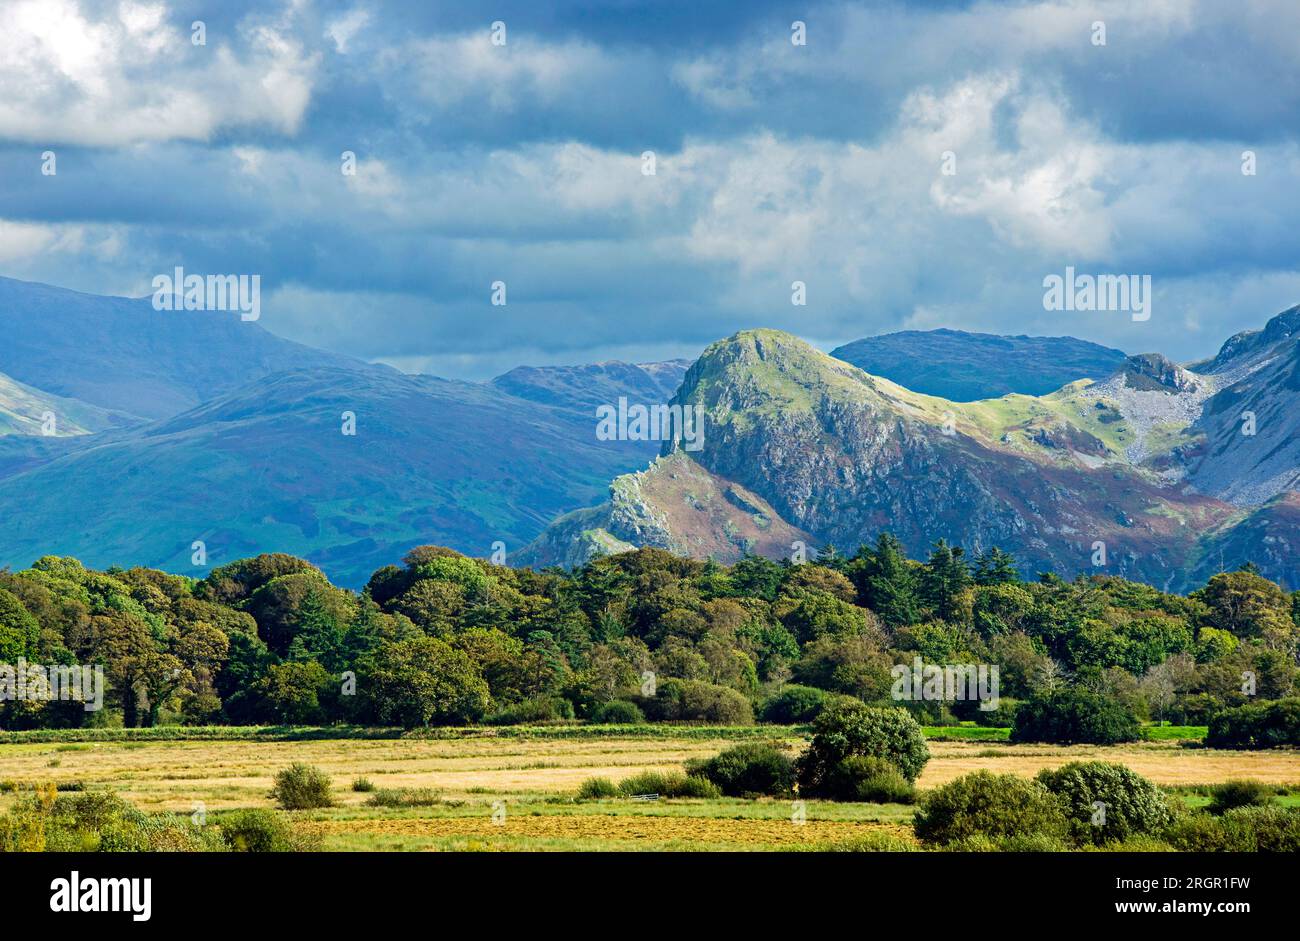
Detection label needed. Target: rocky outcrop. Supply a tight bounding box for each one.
[525,313,1300,591]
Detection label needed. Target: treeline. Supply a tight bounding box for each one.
[0,537,1297,734]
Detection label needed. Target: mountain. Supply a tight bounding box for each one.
[1184,305,1300,504]
[0,369,134,436]
[488,359,690,463]
[490,359,690,412]
[0,276,356,420]
[830,328,1126,400]
[524,311,1300,590]
[0,364,663,587]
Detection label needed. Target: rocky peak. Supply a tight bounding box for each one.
[1117,353,1203,393]
[1205,303,1300,373]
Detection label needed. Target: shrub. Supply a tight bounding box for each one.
[796,701,929,796]
[616,772,721,799]
[819,756,916,803]
[1035,762,1175,846]
[0,789,227,853]
[351,777,375,793]
[1164,812,1232,851]
[269,763,334,810]
[1010,688,1140,745]
[485,696,575,726]
[1087,835,1175,852]
[685,743,796,797]
[589,700,645,725]
[913,771,1068,846]
[1206,698,1300,749]
[1207,780,1274,815]
[219,809,312,852]
[827,831,918,852]
[942,832,1069,852]
[1166,692,1222,725]
[759,685,827,724]
[970,698,1019,728]
[33,790,225,852]
[644,679,754,725]
[365,788,442,808]
[576,777,620,799]
[1167,806,1300,852]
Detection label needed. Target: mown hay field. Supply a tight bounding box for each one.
[3,730,1299,850]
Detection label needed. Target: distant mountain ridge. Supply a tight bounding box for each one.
[2,272,1295,592]
[0,276,357,420]
[0,365,662,586]
[490,359,690,412]
[0,276,695,585]
[830,328,1126,400]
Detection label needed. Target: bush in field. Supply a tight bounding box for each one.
[1224,806,1300,850]
[49,791,202,852]
[1010,687,1140,745]
[796,701,929,796]
[941,832,1069,852]
[269,763,334,810]
[616,771,721,799]
[576,777,620,799]
[644,679,753,725]
[219,809,314,852]
[1035,762,1175,846]
[351,777,375,793]
[759,685,827,724]
[686,743,796,797]
[819,756,916,804]
[1166,806,1300,852]
[1,788,226,852]
[913,771,1067,846]
[827,831,919,852]
[1206,698,1300,749]
[589,700,645,724]
[365,788,441,808]
[1207,780,1274,815]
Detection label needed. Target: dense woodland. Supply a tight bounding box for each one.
[0,537,1297,732]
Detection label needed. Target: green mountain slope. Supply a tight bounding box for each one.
[525,323,1299,590]
[0,370,135,436]
[0,275,357,419]
[0,365,665,587]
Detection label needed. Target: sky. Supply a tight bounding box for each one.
[1,0,1298,379]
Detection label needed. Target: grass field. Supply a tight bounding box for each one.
[3,726,1298,850]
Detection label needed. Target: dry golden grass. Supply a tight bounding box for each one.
[921,740,1300,786]
[3,734,1298,819]
[296,813,889,848]
[0,736,801,811]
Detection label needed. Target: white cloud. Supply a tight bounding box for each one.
[0,218,123,264]
[0,0,319,146]
[390,32,622,113]
[325,7,369,54]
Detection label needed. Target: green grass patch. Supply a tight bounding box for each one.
[921,726,1011,742]
[1142,725,1207,741]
